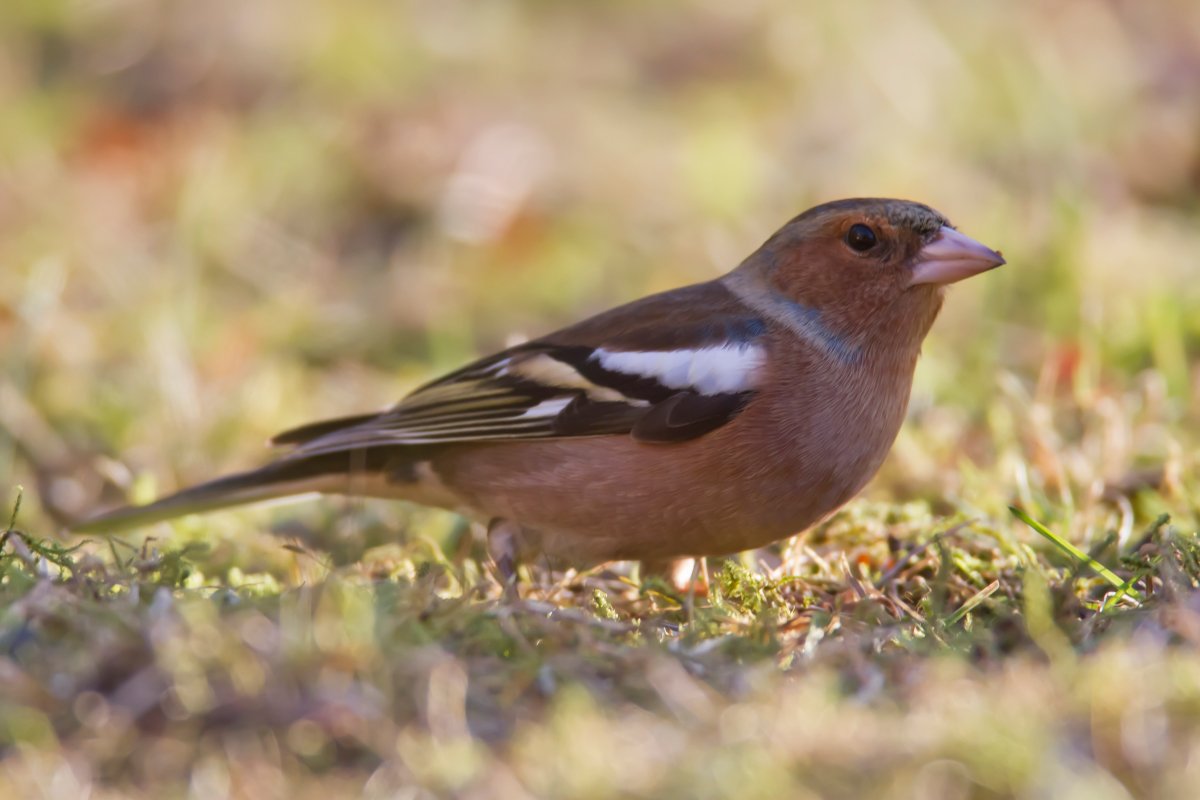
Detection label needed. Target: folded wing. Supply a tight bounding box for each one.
[276,281,770,454]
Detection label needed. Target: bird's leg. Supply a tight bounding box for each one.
[486,517,522,601]
[641,557,706,593]
[685,557,703,627]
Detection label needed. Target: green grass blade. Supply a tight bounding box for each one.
[944,580,1000,626]
[1009,506,1144,603]
[6,486,22,533]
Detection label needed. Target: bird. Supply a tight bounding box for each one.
[75,198,1004,577]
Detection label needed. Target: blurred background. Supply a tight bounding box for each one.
[4,2,1200,798]
[3,0,1200,544]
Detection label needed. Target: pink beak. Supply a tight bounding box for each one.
[910,226,1005,286]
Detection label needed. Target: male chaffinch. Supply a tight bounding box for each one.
[76,198,1004,572]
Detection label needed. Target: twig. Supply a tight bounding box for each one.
[875,520,973,589]
[840,553,868,600]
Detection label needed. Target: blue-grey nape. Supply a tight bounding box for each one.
[698,317,769,344]
[772,297,861,365]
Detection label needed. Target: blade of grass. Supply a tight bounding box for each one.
[944,580,1000,626]
[0,487,24,561]
[1099,571,1149,613]
[1010,506,1144,603]
[6,486,22,533]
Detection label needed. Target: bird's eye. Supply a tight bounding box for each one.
[846,223,877,252]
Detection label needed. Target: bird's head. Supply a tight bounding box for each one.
[728,197,1004,356]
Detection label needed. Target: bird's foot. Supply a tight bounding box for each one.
[486,517,522,602]
[641,557,709,595]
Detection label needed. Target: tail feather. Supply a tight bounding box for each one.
[72,448,413,534]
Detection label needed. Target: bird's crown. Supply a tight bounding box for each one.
[788,197,951,239]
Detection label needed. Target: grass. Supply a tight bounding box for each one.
[0,475,1198,797]
[4,0,1200,797]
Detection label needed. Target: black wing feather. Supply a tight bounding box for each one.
[630,392,752,443]
[550,396,649,437]
[269,413,382,446]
